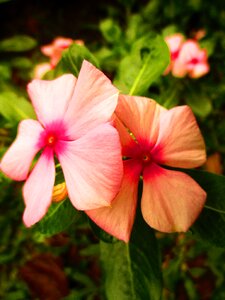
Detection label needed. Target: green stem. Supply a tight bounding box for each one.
[204,205,225,214]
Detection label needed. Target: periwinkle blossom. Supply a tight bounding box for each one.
[86,95,207,242]
[34,37,84,79]
[173,40,210,78]
[165,34,210,78]
[1,60,123,227]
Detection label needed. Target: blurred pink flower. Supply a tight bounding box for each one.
[172,40,210,78]
[41,37,83,67]
[1,60,123,227]
[164,33,184,75]
[86,95,206,242]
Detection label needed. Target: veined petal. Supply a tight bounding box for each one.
[116,95,165,146]
[27,74,76,126]
[151,105,206,168]
[58,123,123,210]
[0,119,44,181]
[23,148,55,227]
[64,60,119,139]
[86,159,142,242]
[141,164,206,232]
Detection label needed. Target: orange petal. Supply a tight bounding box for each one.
[152,105,206,168]
[86,159,142,242]
[141,163,206,232]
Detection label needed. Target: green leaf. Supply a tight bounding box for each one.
[186,94,212,118]
[114,33,170,95]
[0,35,37,52]
[61,44,99,76]
[33,199,82,237]
[0,91,36,125]
[181,169,225,247]
[100,19,122,43]
[89,219,118,243]
[100,208,162,300]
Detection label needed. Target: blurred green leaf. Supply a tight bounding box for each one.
[114,33,170,95]
[89,219,118,243]
[61,44,99,77]
[100,209,162,300]
[10,57,33,69]
[33,199,82,237]
[100,19,122,43]
[0,92,36,125]
[0,35,37,52]
[186,93,212,118]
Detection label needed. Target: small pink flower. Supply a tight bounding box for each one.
[86,95,207,242]
[172,40,210,78]
[164,33,184,75]
[41,37,84,67]
[0,60,123,227]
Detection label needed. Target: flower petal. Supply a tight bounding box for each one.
[0,120,44,181]
[23,148,55,227]
[141,164,206,232]
[116,95,165,146]
[189,62,210,78]
[151,105,206,168]
[64,60,119,139]
[58,123,123,210]
[27,74,76,126]
[86,159,142,242]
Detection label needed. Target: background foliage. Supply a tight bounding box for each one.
[0,0,225,299]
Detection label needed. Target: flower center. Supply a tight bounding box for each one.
[142,153,151,163]
[46,134,57,147]
[189,57,199,65]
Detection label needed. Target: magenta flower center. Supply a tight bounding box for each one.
[189,57,199,65]
[171,50,179,61]
[38,121,68,154]
[46,134,57,146]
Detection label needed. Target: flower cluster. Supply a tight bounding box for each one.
[1,60,207,242]
[34,37,84,79]
[164,33,210,78]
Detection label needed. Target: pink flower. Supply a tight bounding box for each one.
[41,37,84,67]
[86,95,207,242]
[172,40,210,78]
[164,33,184,75]
[0,60,123,227]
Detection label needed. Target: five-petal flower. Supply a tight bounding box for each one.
[1,60,123,227]
[86,95,207,242]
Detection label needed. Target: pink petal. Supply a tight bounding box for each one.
[58,123,123,210]
[0,120,44,181]
[151,105,206,168]
[171,59,187,77]
[27,74,76,126]
[189,63,210,78]
[23,148,55,227]
[178,40,200,63]
[64,60,119,139]
[33,63,52,79]
[165,33,184,55]
[141,163,206,232]
[86,159,142,242]
[116,95,166,146]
